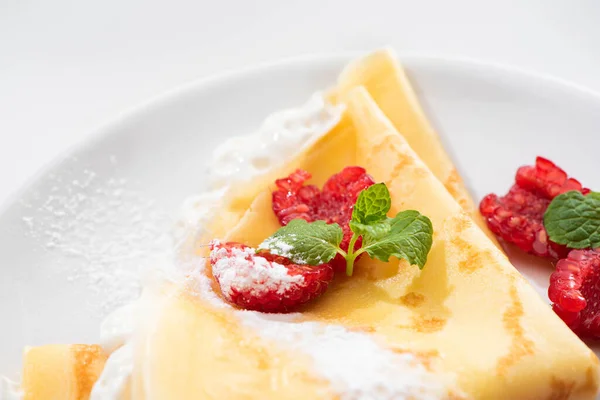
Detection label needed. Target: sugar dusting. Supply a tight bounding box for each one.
[243,314,452,400]
[210,242,305,299]
[20,156,170,314]
[259,235,307,263]
[189,258,455,400]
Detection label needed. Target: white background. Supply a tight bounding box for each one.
[1,0,599,204]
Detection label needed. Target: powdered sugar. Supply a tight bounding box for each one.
[187,258,454,400]
[243,314,452,400]
[211,243,304,299]
[20,156,171,314]
[174,187,226,244]
[259,236,299,260]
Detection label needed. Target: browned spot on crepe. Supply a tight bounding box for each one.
[399,316,446,334]
[366,135,397,167]
[496,284,535,377]
[350,326,377,333]
[371,134,397,156]
[391,348,440,371]
[386,152,416,183]
[581,365,600,395]
[444,169,471,210]
[546,376,575,400]
[450,212,473,233]
[399,292,425,308]
[71,344,107,399]
[458,249,495,274]
[446,216,496,274]
[412,316,447,333]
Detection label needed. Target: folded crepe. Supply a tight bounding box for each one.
[19,59,598,400]
[330,48,501,249]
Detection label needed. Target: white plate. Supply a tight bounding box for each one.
[2,54,600,378]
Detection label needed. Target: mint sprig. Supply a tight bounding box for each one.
[544,191,600,249]
[259,183,434,276]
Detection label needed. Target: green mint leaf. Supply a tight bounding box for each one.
[544,191,600,249]
[351,183,391,224]
[258,219,344,266]
[349,219,391,240]
[361,210,433,269]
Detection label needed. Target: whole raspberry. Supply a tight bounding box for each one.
[272,166,375,271]
[480,157,589,259]
[209,241,334,313]
[549,249,600,339]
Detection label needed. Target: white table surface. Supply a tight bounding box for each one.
[1,0,599,205]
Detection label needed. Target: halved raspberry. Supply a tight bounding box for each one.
[480,157,588,259]
[209,241,334,313]
[549,249,600,338]
[272,166,375,271]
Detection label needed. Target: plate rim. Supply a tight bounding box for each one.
[3,51,600,217]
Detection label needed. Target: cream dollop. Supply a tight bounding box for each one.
[99,301,137,354]
[0,377,22,400]
[207,92,344,188]
[89,344,133,400]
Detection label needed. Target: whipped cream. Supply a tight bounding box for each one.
[88,301,137,400]
[99,301,137,354]
[89,92,344,399]
[207,93,344,188]
[89,344,133,400]
[0,377,22,400]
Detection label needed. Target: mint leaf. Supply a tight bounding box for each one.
[351,183,391,224]
[361,210,433,269]
[349,219,391,239]
[544,191,600,249]
[258,219,343,265]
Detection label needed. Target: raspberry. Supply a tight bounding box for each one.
[209,241,334,313]
[272,166,375,271]
[480,157,588,259]
[549,249,600,338]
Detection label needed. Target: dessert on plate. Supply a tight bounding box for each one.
[6,49,600,399]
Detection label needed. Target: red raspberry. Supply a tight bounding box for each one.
[549,249,600,338]
[272,166,375,271]
[209,241,334,313]
[480,157,589,259]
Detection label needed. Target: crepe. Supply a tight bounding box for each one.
[330,48,501,248]
[20,344,107,399]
